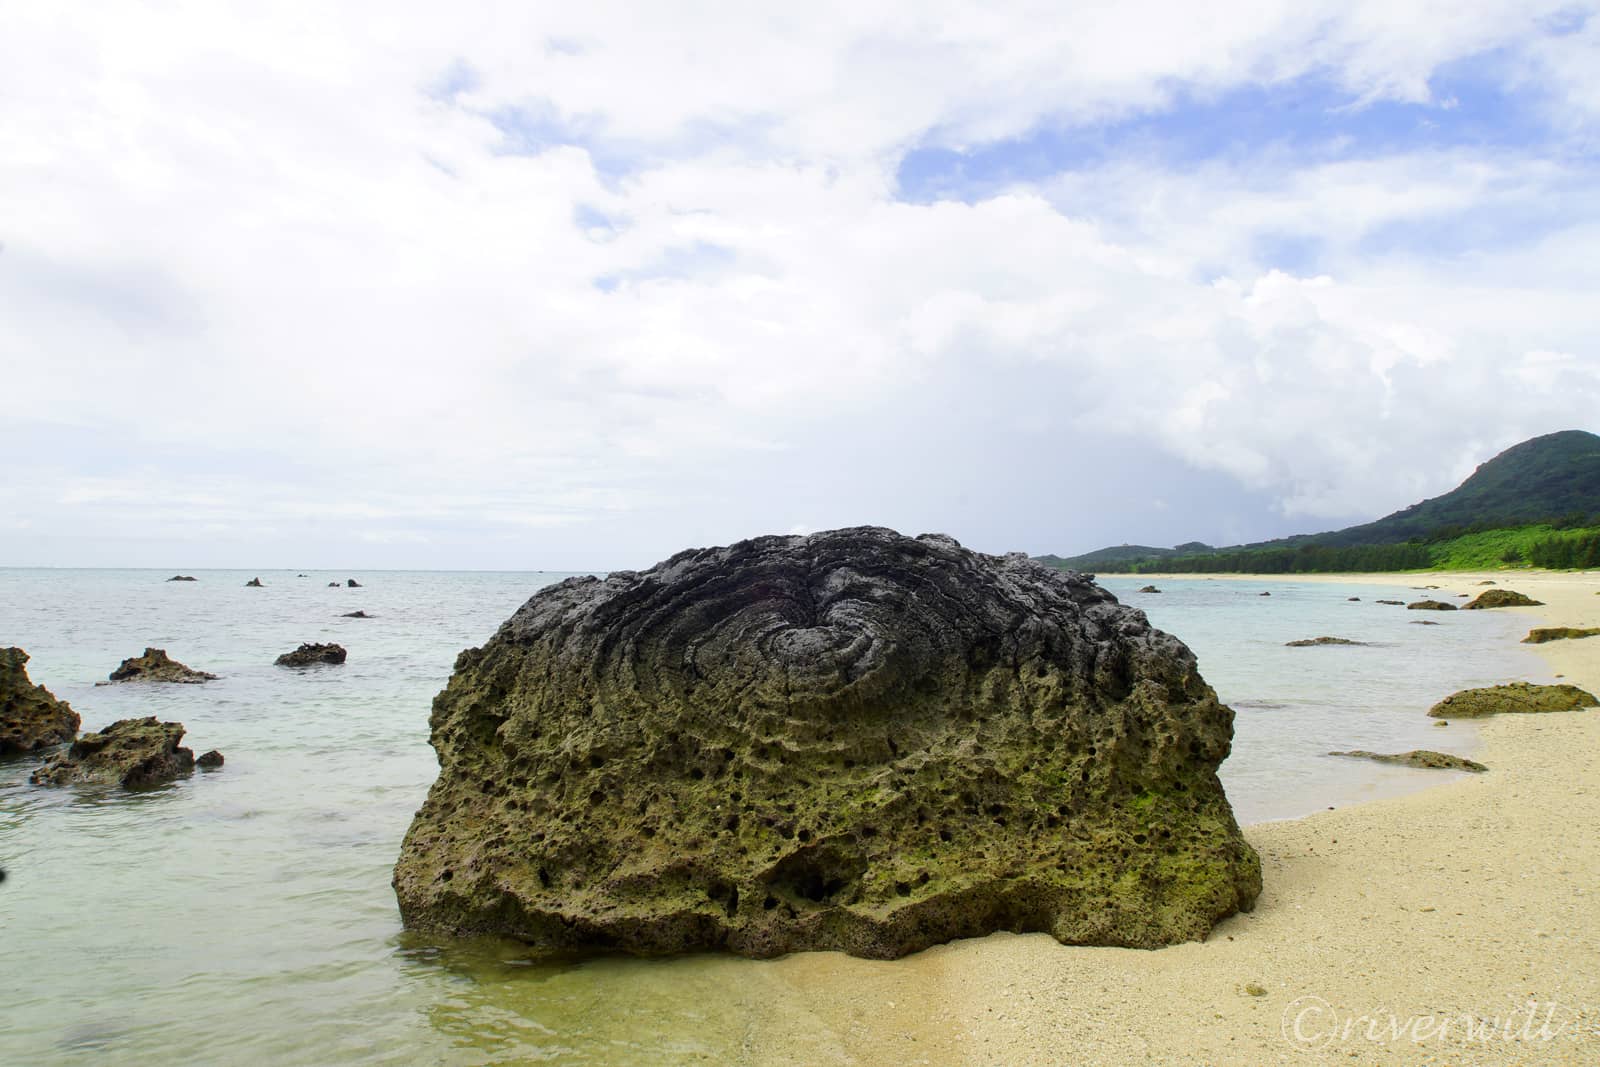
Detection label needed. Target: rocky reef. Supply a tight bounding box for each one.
[103,648,217,684]
[1328,749,1487,772]
[30,717,203,788]
[275,643,347,667]
[1462,589,1543,610]
[1407,600,1458,612]
[1,648,81,756]
[1522,627,1600,644]
[1427,683,1598,719]
[1285,637,1367,647]
[394,527,1261,961]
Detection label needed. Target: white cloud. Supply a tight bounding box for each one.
[1,2,1598,564]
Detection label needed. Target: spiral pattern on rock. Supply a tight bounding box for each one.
[394,527,1260,959]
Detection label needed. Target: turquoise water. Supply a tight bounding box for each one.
[0,568,1549,1064]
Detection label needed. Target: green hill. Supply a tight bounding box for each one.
[1043,429,1600,573]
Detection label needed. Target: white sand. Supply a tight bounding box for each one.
[753,570,1600,1065]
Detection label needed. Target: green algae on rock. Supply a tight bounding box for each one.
[1522,627,1600,644]
[1407,600,1458,612]
[1327,750,1487,772]
[102,648,217,684]
[1462,589,1543,610]
[1427,682,1599,719]
[394,527,1261,961]
[0,647,81,756]
[29,716,198,788]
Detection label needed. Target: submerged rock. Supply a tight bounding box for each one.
[1522,627,1600,644]
[30,717,197,788]
[1138,585,1161,594]
[342,610,375,619]
[274,643,347,667]
[1285,637,1368,647]
[1477,580,1497,585]
[1376,600,1404,606]
[103,648,217,685]
[1328,750,1487,772]
[394,527,1261,961]
[346,579,362,588]
[1258,592,1271,597]
[1347,597,1360,601]
[1411,620,1441,626]
[1462,589,1543,610]
[0,648,81,756]
[1427,683,1598,719]
[1407,600,1458,612]
[167,575,197,582]
[328,582,341,587]
[197,749,225,769]
[245,577,264,588]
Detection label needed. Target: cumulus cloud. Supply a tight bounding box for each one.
[1,1,1597,566]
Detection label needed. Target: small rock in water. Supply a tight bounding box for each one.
[30,717,198,789]
[1138,585,1161,594]
[245,577,264,587]
[1477,580,1496,585]
[275,643,347,668]
[1376,599,1404,606]
[1411,620,1441,626]
[1407,600,1457,611]
[1258,591,1271,597]
[101,648,217,685]
[1,647,82,755]
[346,579,362,588]
[196,749,225,769]
[327,582,340,587]
[341,610,375,619]
[1327,749,1487,772]
[1285,636,1367,647]
[1347,597,1360,601]
[166,575,198,582]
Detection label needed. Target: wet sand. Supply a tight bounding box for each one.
[754,570,1600,1065]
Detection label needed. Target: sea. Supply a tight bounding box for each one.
[0,568,1551,1064]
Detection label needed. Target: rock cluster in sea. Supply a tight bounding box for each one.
[30,716,200,788]
[103,648,218,684]
[0,648,81,756]
[394,527,1262,961]
[1427,682,1598,719]
[275,642,347,667]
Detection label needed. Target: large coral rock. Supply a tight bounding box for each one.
[1407,600,1458,611]
[394,527,1261,960]
[1328,749,1487,772]
[29,717,197,788]
[275,642,347,667]
[103,648,217,684]
[0,648,81,756]
[1427,682,1598,718]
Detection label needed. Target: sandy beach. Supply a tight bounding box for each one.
[753,570,1600,1065]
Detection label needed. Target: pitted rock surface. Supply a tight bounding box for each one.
[394,527,1260,959]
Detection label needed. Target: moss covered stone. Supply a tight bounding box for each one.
[1427,682,1598,719]
[0,648,80,756]
[29,716,197,788]
[1462,589,1543,610]
[1407,600,1458,612]
[1522,627,1600,644]
[1328,749,1487,772]
[394,527,1261,960]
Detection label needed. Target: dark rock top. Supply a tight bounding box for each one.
[1407,600,1458,611]
[1462,589,1543,610]
[1522,627,1600,644]
[103,648,217,685]
[1376,599,1404,606]
[1328,750,1487,772]
[1477,580,1497,585]
[1347,597,1360,601]
[245,577,264,587]
[197,749,225,769]
[1411,620,1441,626]
[167,575,198,582]
[394,526,1261,961]
[275,643,348,668]
[1427,683,1598,718]
[1258,592,1271,597]
[1285,637,1368,647]
[347,579,362,588]
[30,717,198,788]
[342,611,375,619]
[1137,585,1161,593]
[328,582,341,587]
[1,648,81,756]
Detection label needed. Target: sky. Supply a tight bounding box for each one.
[3,2,1599,570]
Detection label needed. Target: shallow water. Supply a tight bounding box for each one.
[0,568,1548,1064]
